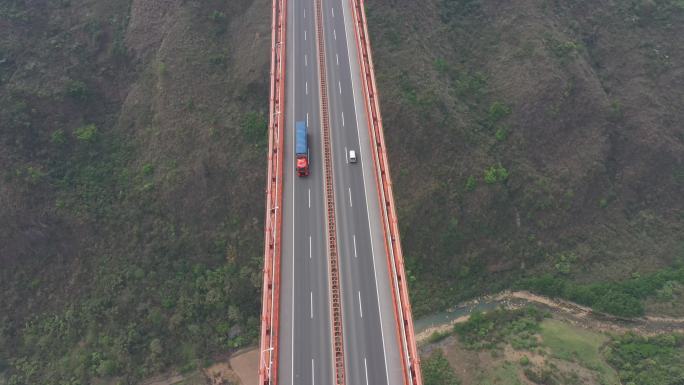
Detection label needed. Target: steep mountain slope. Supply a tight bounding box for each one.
[365,0,684,315]
[0,0,270,383]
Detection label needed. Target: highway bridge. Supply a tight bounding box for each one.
[258,0,422,384]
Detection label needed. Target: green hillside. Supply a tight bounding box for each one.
[366,0,684,316]
[0,0,270,383]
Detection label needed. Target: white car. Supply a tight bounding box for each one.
[349,150,357,163]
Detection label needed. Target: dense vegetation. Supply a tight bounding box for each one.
[454,307,546,350]
[368,0,684,316]
[0,0,270,383]
[519,264,684,317]
[605,333,684,385]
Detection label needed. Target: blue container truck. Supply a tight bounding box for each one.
[295,121,309,176]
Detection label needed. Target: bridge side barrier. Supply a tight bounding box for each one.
[258,0,287,383]
[347,0,424,384]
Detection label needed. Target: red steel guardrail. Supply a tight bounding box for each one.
[258,0,287,383]
[347,0,424,384]
[314,0,347,383]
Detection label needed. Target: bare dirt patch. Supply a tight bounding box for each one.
[204,361,241,385]
[228,347,259,385]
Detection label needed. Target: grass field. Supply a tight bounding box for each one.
[480,361,524,385]
[540,320,619,385]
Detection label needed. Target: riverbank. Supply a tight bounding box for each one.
[416,290,684,345]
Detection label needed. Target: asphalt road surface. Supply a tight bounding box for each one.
[278,0,403,384]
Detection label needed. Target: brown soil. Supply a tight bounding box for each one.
[228,347,260,385]
[138,355,247,385]
[204,361,242,385]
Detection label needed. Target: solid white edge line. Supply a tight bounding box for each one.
[340,0,391,383]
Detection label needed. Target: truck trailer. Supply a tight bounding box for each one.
[295,121,309,177]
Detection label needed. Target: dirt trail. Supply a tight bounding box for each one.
[417,290,684,344]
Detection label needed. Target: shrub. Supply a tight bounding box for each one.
[74,124,97,142]
[495,126,508,141]
[209,53,227,68]
[484,164,508,184]
[454,71,487,100]
[185,98,195,111]
[242,112,267,145]
[608,99,623,121]
[465,175,477,191]
[66,80,88,101]
[209,10,227,35]
[434,57,449,73]
[96,359,117,377]
[554,253,577,275]
[209,10,226,22]
[520,355,530,366]
[427,330,452,344]
[51,129,66,145]
[545,36,579,61]
[142,164,154,176]
[423,350,461,385]
[488,102,512,124]
[594,291,644,318]
[520,274,566,297]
